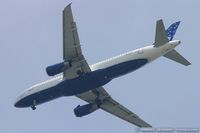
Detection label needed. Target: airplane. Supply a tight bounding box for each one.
[14,4,191,128]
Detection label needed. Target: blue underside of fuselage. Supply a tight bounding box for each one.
[15,59,148,108]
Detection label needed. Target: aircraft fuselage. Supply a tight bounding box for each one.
[14,40,180,108]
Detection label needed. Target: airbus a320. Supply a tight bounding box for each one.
[14,4,191,128]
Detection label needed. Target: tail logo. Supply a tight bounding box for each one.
[166,21,180,41]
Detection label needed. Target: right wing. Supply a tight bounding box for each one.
[76,87,151,128]
[62,4,91,79]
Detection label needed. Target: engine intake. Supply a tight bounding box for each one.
[46,61,71,76]
[74,103,99,117]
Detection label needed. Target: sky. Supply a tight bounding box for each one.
[0,0,199,133]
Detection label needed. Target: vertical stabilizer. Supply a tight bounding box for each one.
[154,19,169,47]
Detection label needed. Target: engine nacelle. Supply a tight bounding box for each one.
[46,61,71,76]
[74,103,99,117]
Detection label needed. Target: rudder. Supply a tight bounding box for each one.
[154,19,169,47]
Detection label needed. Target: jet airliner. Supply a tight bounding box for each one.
[14,4,191,128]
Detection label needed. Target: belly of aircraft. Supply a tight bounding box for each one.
[105,58,148,79]
[19,58,148,107]
[59,69,111,96]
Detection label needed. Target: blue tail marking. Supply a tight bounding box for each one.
[166,21,180,41]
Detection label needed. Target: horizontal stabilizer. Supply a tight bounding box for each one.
[154,19,169,47]
[164,49,191,66]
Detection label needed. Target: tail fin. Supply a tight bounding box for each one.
[163,50,191,66]
[153,19,191,66]
[154,20,181,47]
[154,19,169,47]
[166,21,180,41]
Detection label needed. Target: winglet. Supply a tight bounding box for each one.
[154,19,169,47]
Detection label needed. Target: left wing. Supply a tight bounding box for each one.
[63,4,91,79]
[76,87,151,128]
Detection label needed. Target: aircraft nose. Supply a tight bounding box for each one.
[14,95,32,108]
[14,97,25,108]
[14,99,20,108]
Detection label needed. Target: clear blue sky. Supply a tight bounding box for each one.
[0,0,199,133]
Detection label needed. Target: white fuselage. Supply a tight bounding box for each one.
[14,40,180,108]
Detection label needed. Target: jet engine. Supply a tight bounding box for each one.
[46,61,71,76]
[74,103,99,117]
